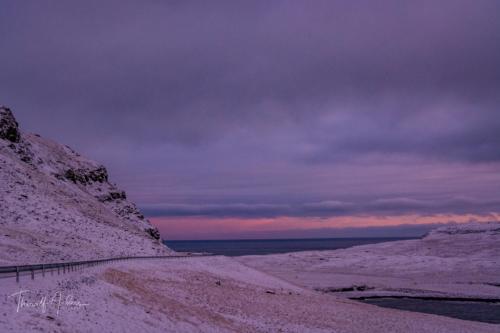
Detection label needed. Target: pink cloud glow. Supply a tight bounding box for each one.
[151,213,500,240]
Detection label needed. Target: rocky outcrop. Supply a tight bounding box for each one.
[96,191,127,202]
[1,106,34,164]
[146,227,161,240]
[0,106,20,143]
[8,141,34,164]
[64,166,108,184]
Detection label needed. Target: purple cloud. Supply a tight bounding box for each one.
[1,1,499,229]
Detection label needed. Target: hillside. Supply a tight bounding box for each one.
[238,222,500,300]
[0,106,171,265]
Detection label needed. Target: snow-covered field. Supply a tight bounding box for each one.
[1,256,498,333]
[237,222,500,300]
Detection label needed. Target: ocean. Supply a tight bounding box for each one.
[163,237,415,256]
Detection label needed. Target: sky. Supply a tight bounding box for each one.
[1,1,500,239]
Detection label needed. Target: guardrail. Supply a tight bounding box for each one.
[0,254,214,283]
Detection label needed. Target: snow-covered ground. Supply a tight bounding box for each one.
[0,106,171,265]
[237,222,500,300]
[1,256,498,333]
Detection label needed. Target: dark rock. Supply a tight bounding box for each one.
[110,191,126,200]
[315,285,373,293]
[20,154,32,163]
[87,166,108,182]
[7,140,34,164]
[64,169,80,183]
[0,106,20,142]
[53,173,65,180]
[146,227,161,240]
[96,191,127,202]
[64,166,108,185]
[19,148,33,163]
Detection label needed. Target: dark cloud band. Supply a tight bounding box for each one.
[141,197,500,218]
[1,1,499,232]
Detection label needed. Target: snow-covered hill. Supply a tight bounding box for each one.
[238,222,500,300]
[0,106,171,265]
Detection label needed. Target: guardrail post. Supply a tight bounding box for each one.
[63,264,66,274]
[31,269,34,280]
[16,266,19,283]
[42,264,45,277]
[58,266,60,275]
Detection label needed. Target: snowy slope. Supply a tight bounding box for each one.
[1,256,497,333]
[0,106,171,265]
[238,222,500,299]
